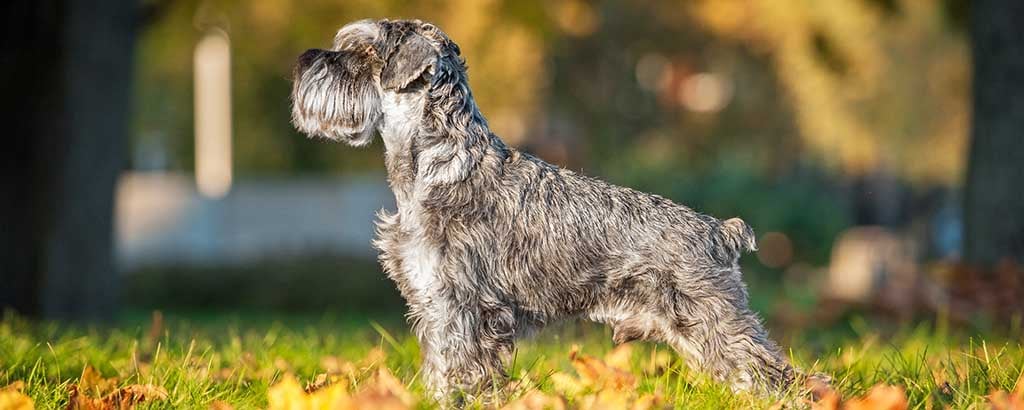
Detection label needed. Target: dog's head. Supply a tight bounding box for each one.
[290,19,463,146]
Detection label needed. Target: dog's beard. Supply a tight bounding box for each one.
[291,58,380,146]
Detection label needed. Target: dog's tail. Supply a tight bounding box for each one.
[720,217,758,255]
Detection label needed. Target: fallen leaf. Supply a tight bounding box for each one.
[77,366,118,397]
[2,381,25,392]
[360,348,387,371]
[630,393,663,410]
[103,385,169,408]
[304,373,341,394]
[843,385,908,410]
[0,388,34,410]
[267,374,351,410]
[990,390,1024,410]
[351,368,415,410]
[208,400,235,410]
[569,349,636,391]
[549,372,586,396]
[267,367,413,410]
[603,344,633,372]
[501,390,567,410]
[807,373,838,403]
[577,389,630,410]
[810,390,840,410]
[989,374,1024,410]
[66,383,169,410]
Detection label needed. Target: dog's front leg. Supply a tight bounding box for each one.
[407,300,451,400]
[420,291,509,404]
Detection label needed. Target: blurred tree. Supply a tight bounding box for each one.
[688,0,969,185]
[0,0,136,319]
[963,0,1024,268]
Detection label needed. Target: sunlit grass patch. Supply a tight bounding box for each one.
[1,311,1022,409]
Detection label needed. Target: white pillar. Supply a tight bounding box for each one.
[194,29,232,198]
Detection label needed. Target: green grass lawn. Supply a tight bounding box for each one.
[2,310,1023,409]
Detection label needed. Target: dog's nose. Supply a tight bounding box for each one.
[297,49,326,71]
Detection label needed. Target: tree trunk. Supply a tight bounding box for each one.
[0,0,135,320]
[964,0,1024,269]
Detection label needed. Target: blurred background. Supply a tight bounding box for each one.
[2,0,1022,336]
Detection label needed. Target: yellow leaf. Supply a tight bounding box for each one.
[502,390,566,410]
[630,394,662,410]
[577,390,630,410]
[570,350,636,391]
[603,344,633,372]
[0,389,34,410]
[548,372,585,396]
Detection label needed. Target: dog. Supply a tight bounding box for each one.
[291,18,796,401]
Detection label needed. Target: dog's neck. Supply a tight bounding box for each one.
[378,83,500,209]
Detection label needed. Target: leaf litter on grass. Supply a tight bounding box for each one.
[65,366,168,410]
[5,312,1024,410]
[266,348,415,410]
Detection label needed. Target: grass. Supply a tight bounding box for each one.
[1,309,1023,409]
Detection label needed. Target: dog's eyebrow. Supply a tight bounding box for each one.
[333,20,379,51]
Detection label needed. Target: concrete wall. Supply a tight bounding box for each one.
[115,172,394,269]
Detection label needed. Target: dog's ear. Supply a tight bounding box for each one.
[381,34,436,91]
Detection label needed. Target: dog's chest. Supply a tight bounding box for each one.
[396,208,443,301]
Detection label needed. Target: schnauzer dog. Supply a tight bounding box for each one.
[291,19,796,400]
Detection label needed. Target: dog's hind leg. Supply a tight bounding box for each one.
[662,271,795,392]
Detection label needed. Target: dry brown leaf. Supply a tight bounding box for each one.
[502,390,567,410]
[304,373,341,394]
[577,389,631,410]
[603,344,633,372]
[630,393,663,410]
[208,400,235,410]
[569,349,636,391]
[807,373,838,403]
[810,391,841,410]
[104,385,169,408]
[360,348,387,370]
[66,383,169,410]
[810,383,908,410]
[351,368,415,410]
[77,366,118,397]
[2,381,26,392]
[536,346,660,410]
[267,367,413,410]
[990,375,1024,410]
[843,385,908,410]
